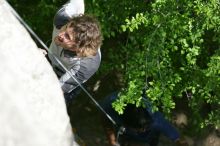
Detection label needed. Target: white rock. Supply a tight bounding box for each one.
[0,0,77,146]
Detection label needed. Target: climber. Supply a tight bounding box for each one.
[47,0,102,105]
[101,92,189,146]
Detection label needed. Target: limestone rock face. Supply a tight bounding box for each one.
[0,0,76,146]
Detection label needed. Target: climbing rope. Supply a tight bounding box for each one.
[5,1,116,126]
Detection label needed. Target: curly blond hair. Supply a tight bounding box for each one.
[69,15,102,57]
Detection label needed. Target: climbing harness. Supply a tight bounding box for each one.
[5,0,117,128]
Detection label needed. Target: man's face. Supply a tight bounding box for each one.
[54,23,76,51]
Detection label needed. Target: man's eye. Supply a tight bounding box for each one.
[65,33,70,40]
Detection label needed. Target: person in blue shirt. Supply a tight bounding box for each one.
[101,92,188,146]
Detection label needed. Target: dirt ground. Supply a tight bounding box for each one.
[67,75,117,146]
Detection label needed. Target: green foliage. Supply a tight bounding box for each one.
[86,0,220,131]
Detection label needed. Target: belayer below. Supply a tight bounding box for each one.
[100,92,189,146]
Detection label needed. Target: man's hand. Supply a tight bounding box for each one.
[175,137,189,146]
[112,142,120,146]
[39,48,47,56]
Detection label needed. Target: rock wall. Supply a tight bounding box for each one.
[0,0,77,146]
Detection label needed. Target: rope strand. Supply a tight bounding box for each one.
[6,0,116,126]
